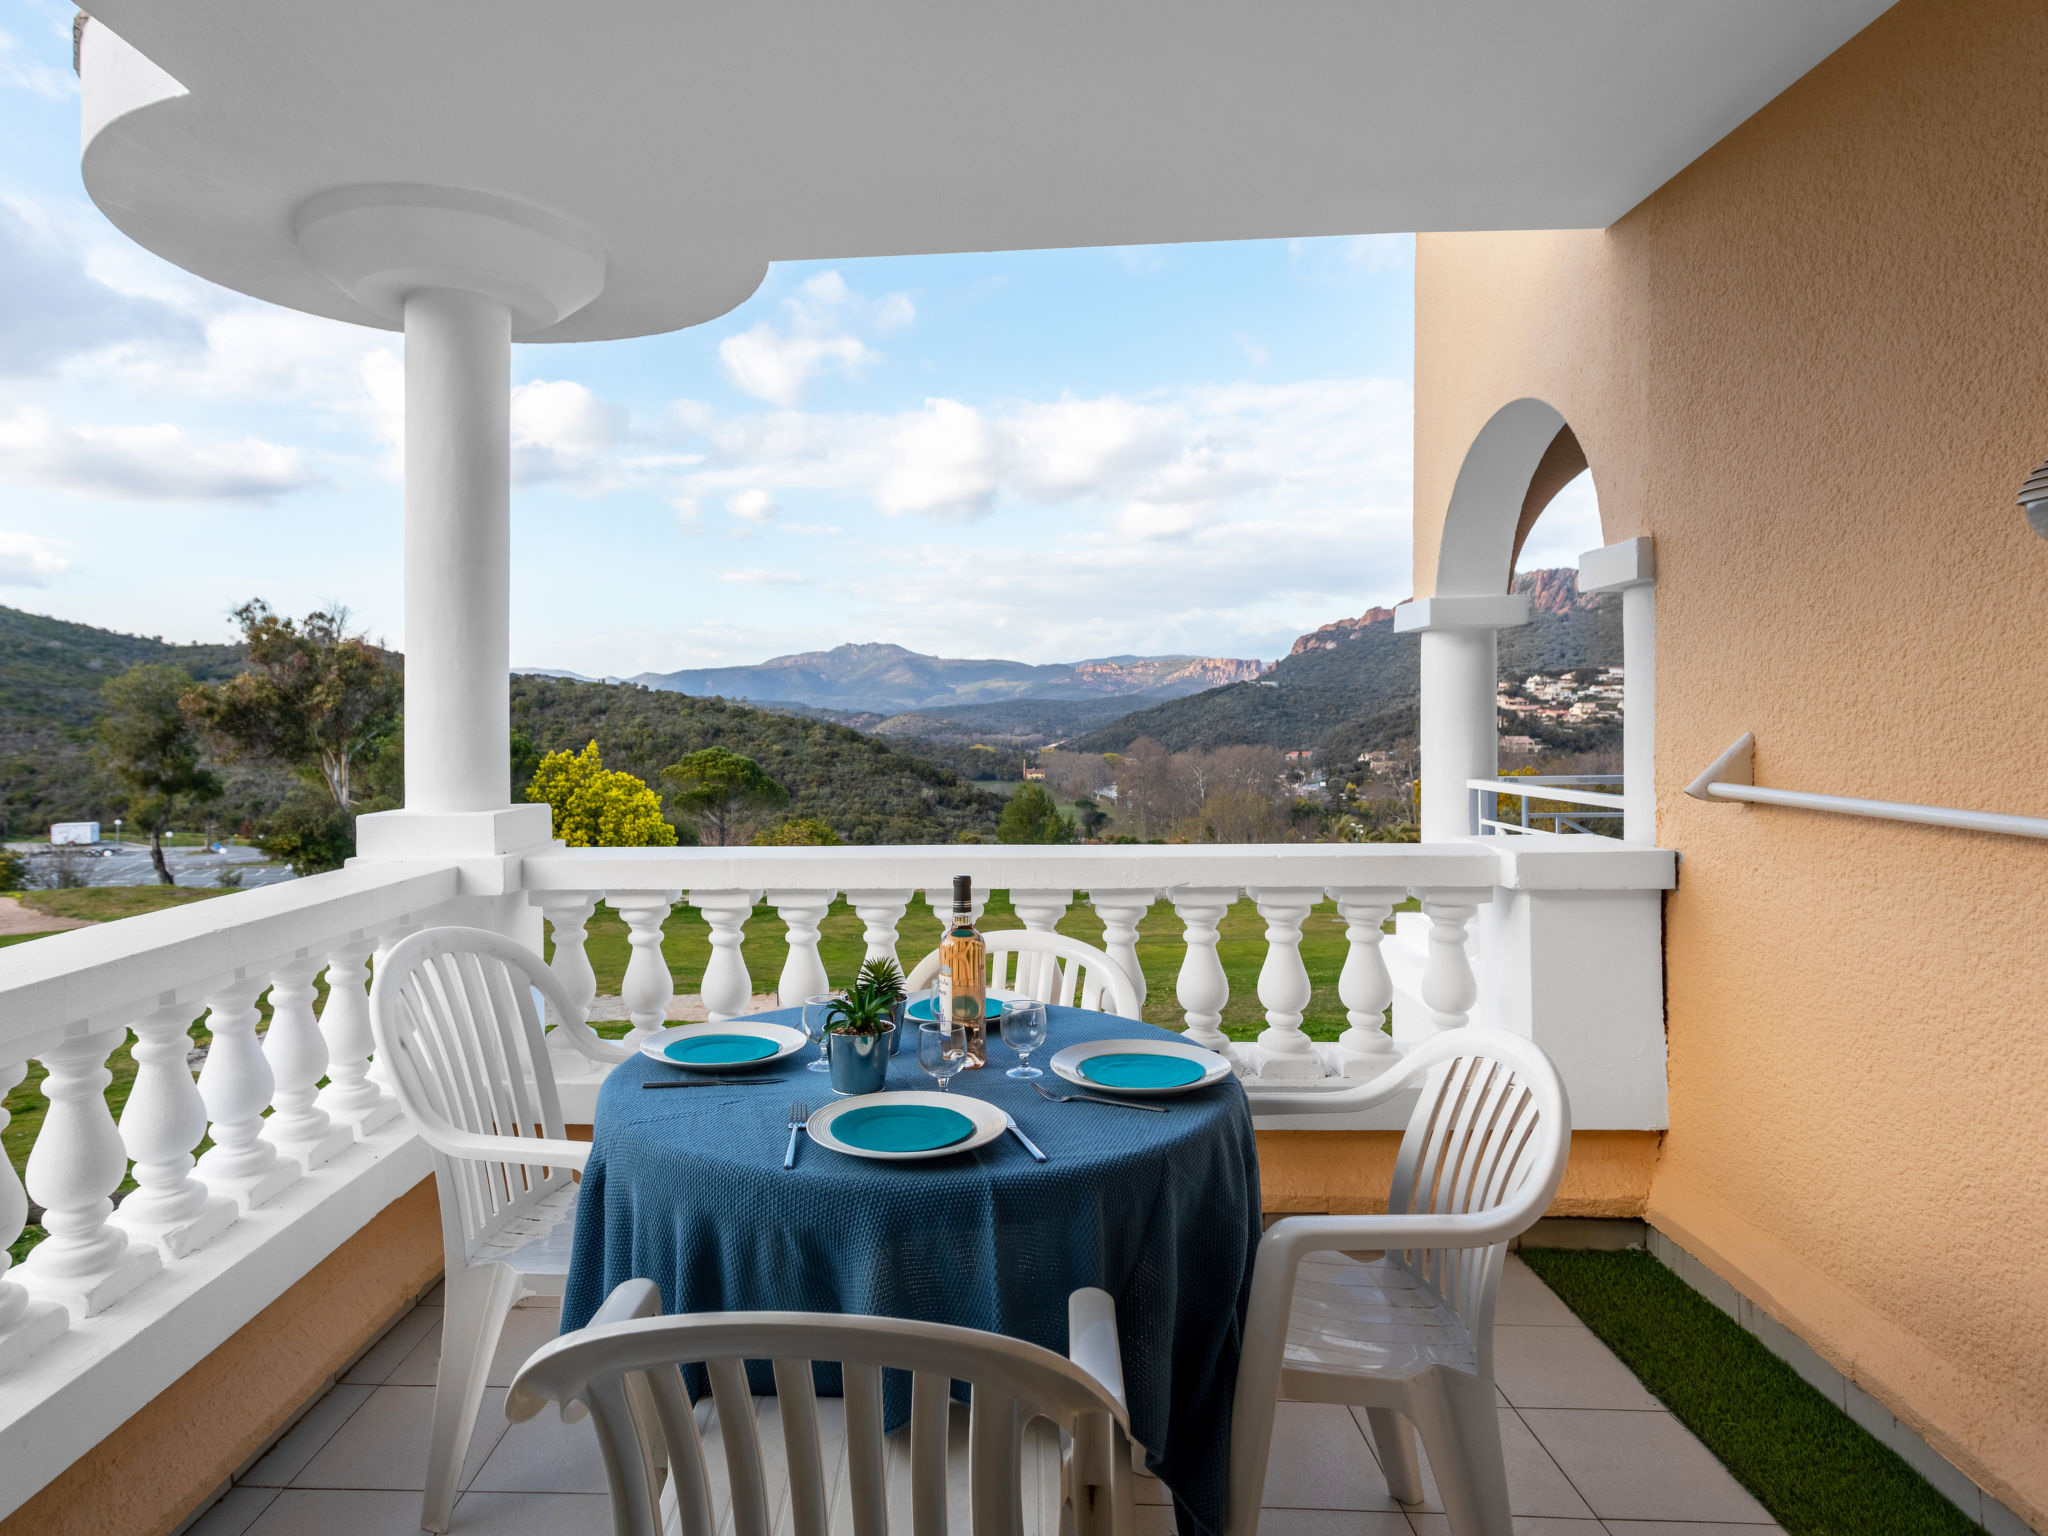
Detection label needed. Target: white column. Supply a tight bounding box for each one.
[690,890,761,1022]
[263,956,354,1169]
[1087,889,1154,1012]
[1577,538,1659,844]
[0,1061,67,1373]
[196,977,301,1210]
[771,891,834,1003]
[19,1026,163,1316]
[1395,593,1531,842]
[316,936,401,1137]
[849,890,914,974]
[114,1002,237,1259]
[1169,888,1235,1054]
[1248,887,1322,1079]
[1329,888,1402,1078]
[403,287,511,814]
[614,892,680,1041]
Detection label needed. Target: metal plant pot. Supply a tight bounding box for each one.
[826,1024,894,1095]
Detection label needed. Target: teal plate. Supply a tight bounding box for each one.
[831,1104,976,1153]
[1078,1052,1206,1089]
[905,996,1003,1022]
[663,1034,779,1066]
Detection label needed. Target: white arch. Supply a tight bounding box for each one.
[1432,397,1568,597]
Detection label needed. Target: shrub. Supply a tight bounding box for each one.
[751,817,842,846]
[527,740,677,848]
[997,783,1076,845]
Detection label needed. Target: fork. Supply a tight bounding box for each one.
[784,1101,809,1168]
[1031,1080,1168,1113]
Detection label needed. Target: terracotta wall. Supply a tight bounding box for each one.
[1411,0,2048,1521]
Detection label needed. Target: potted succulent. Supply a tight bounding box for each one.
[823,958,904,1095]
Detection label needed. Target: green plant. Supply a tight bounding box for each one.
[997,782,1076,844]
[99,663,224,885]
[0,848,27,892]
[527,740,678,848]
[825,957,905,1036]
[256,792,355,874]
[660,746,788,846]
[751,816,841,846]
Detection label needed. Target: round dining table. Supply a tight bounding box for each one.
[561,1004,1263,1536]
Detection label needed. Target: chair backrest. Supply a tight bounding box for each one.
[507,1278,1135,1536]
[906,929,1141,1018]
[1384,1029,1570,1356]
[368,926,582,1264]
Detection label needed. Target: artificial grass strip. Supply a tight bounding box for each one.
[1519,1249,1978,1536]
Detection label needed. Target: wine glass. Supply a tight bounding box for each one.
[999,999,1047,1079]
[801,993,838,1074]
[917,1021,966,1092]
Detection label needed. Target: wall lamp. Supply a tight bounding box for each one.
[2020,458,2048,539]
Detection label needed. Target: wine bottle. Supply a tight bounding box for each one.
[935,874,987,1067]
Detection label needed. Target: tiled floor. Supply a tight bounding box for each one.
[184,1259,1783,1536]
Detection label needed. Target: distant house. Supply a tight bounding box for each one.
[1499,735,1541,755]
[1021,766,1045,781]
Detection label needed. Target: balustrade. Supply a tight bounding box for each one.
[263,955,355,1169]
[1168,889,1235,1053]
[316,935,401,1137]
[770,891,832,1004]
[0,1060,65,1372]
[196,976,300,1211]
[1417,890,1486,1032]
[1330,889,1401,1077]
[114,1001,236,1259]
[690,889,761,1022]
[1088,890,1155,1012]
[1248,888,1322,1078]
[848,889,913,974]
[613,891,680,1041]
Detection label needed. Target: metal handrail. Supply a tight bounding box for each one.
[1466,778,1626,811]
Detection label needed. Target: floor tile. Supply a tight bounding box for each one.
[341,1304,439,1386]
[1261,1401,1397,1511]
[241,1489,435,1536]
[1519,1411,1774,1525]
[1405,1517,1601,1534]
[1350,1407,1592,1519]
[487,1300,564,1386]
[1250,1509,1412,1535]
[290,1384,510,1492]
[183,1485,279,1536]
[1493,1328,1663,1411]
[384,1315,444,1387]
[1602,1523,1786,1534]
[421,1278,447,1306]
[446,1491,617,1534]
[1136,1505,1178,1536]
[1496,1257,1582,1327]
[1132,1470,1174,1506]
[468,1402,609,1493]
[240,1384,373,1487]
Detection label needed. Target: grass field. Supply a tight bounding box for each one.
[1522,1249,1979,1536]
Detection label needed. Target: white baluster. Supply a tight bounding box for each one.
[1087,889,1154,1015]
[532,891,600,1029]
[770,890,834,1003]
[315,936,400,1137]
[196,976,301,1210]
[1328,888,1402,1078]
[1010,888,1073,1002]
[0,1060,69,1372]
[1169,888,1236,1054]
[690,889,761,1022]
[1416,888,1485,1032]
[263,955,353,1169]
[18,1025,163,1315]
[1248,887,1323,1079]
[113,1001,237,1258]
[849,889,914,973]
[614,891,680,1041]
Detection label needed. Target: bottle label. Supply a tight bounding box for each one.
[936,963,952,1025]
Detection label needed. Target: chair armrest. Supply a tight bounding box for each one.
[416,1123,592,1173]
[1067,1286,1128,1416]
[548,1014,633,1066]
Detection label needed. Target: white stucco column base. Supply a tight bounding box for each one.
[1578,536,1657,843]
[1396,592,1532,842]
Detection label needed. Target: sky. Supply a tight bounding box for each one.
[0,0,1600,677]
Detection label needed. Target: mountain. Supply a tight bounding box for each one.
[629,642,1264,713]
[1068,568,1622,756]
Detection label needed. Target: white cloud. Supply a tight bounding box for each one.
[1344,233,1415,272]
[0,531,68,586]
[0,409,316,501]
[511,379,627,488]
[1516,468,1604,572]
[718,567,808,587]
[0,197,199,376]
[726,488,777,524]
[875,399,1001,516]
[0,27,75,101]
[714,269,913,407]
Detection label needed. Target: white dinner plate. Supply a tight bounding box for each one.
[1049,1037,1234,1097]
[637,1021,807,1073]
[803,1090,1008,1161]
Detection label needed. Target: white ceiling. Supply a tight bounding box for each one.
[79,0,1896,341]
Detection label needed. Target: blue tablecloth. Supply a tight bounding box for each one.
[563,1006,1262,1536]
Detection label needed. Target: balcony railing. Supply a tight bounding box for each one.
[1468,775,1627,837]
[0,833,1674,1522]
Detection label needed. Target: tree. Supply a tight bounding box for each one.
[660,747,788,846]
[99,664,222,885]
[752,817,843,846]
[527,741,677,847]
[1071,796,1109,838]
[0,848,26,893]
[997,783,1076,844]
[256,796,357,875]
[182,600,401,810]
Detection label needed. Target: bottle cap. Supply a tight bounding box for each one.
[953,874,973,906]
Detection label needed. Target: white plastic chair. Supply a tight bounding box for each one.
[1225,1029,1572,1536]
[368,925,630,1533]
[906,929,1142,1019]
[506,1277,1139,1536]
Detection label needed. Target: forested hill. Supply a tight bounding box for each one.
[0,604,263,833]
[1068,568,1622,755]
[510,676,1004,844]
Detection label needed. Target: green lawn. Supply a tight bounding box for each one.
[1521,1249,1979,1536]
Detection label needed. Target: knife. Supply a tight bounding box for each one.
[1004,1113,1048,1162]
[641,1077,784,1089]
